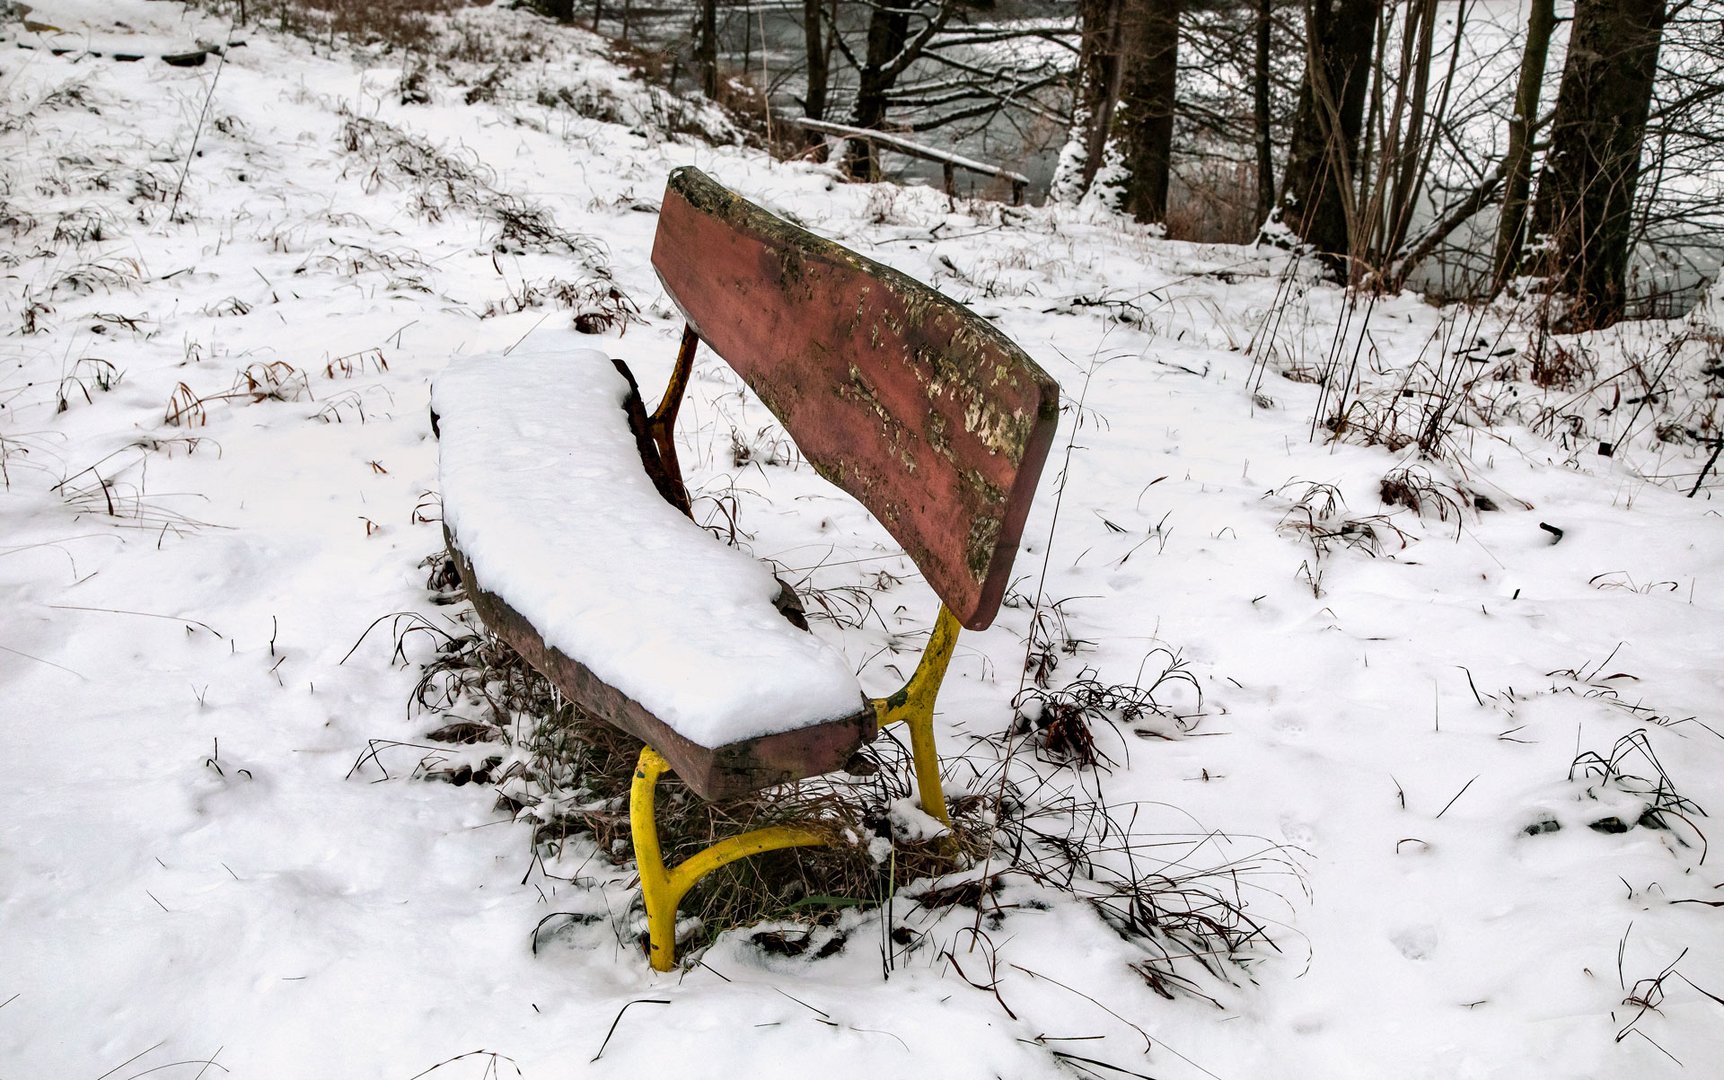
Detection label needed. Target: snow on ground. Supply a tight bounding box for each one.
[3,4,1722,1079]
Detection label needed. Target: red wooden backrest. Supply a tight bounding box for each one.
[651,167,1060,631]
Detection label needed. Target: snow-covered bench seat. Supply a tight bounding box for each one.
[432,348,875,800]
[432,166,1060,969]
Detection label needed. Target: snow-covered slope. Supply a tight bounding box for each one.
[3,4,1721,1078]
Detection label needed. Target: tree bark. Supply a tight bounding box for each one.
[1253,0,1275,224]
[1527,0,1665,328]
[1050,0,1126,203]
[1271,0,1381,276]
[697,0,719,99]
[1110,0,1181,223]
[848,2,913,178]
[1490,0,1555,292]
[802,0,832,154]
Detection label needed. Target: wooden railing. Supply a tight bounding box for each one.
[791,117,1030,206]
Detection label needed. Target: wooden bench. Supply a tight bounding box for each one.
[432,166,1059,970]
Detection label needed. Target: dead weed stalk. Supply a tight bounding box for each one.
[1570,730,1708,854]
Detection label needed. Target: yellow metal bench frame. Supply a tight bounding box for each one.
[631,594,962,970]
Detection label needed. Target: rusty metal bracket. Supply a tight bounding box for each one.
[647,324,698,489]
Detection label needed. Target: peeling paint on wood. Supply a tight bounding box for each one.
[653,166,1060,630]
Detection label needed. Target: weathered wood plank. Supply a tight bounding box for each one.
[446,535,877,802]
[652,166,1060,631]
[789,118,1031,203]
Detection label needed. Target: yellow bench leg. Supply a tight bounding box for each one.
[872,604,962,827]
[630,746,827,971]
[630,606,961,969]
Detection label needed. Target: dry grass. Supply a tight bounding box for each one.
[54,357,121,414]
[207,0,469,53]
[358,583,988,959]
[165,361,314,426]
[324,348,390,379]
[1270,480,1412,598]
[1011,651,1203,770]
[973,756,1300,1003]
[1275,480,1409,558]
[356,554,1290,983]
[481,275,641,335]
[49,443,223,537]
[1248,274,1723,499]
[1569,730,1709,851]
[338,111,615,274]
[0,430,58,490]
[1165,157,1261,245]
[1527,340,1592,389]
[1378,464,1465,529]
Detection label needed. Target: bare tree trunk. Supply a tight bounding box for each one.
[697,0,719,100]
[843,0,954,180]
[1253,0,1275,224]
[1382,0,1437,258]
[1050,0,1126,202]
[803,0,830,120]
[849,2,914,179]
[742,4,753,75]
[1355,4,1388,242]
[1110,0,1181,223]
[1528,0,1664,328]
[1271,0,1380,276]
[1490,0,1555,292]
[801,0,833,155]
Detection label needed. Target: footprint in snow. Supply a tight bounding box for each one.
[1278,815,1316,843]
[1392,925,1439,960]
[1291,1015,1325,1035]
